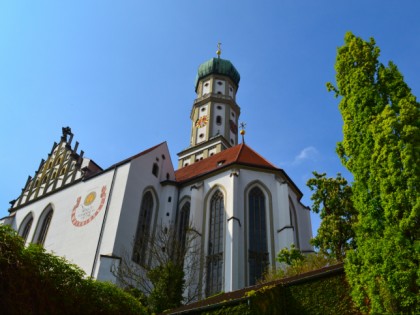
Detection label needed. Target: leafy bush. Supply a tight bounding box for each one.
[0,225,147,315]
[262,250,338,283]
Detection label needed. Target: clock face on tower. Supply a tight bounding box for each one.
[195,115,208,128]
[71,186,107,227]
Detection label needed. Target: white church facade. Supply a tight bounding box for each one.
[2,52,312,298]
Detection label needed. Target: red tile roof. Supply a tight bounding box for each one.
[175,144,279,183]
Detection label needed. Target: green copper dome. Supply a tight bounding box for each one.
[195,58,240,91]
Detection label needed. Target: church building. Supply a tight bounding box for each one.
[2,49,312,298]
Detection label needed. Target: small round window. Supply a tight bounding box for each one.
[199,133,204,138]
[217,105,222,110]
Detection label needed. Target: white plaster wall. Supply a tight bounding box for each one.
[202,80,210,95]
[111,143,175,263]
[228,85,234,98]
[188,167,311,291]
[229,115,238,146]
[12,170,115,276]
[97,256,120,283]
[212,103,225,137]
[214,79,225,95]
[91,163,130,278]
[295,202,313,252]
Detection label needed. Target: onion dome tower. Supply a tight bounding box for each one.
[178,44,241,168]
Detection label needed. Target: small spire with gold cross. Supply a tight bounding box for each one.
[216,42,222,58]
[240,122,246,144]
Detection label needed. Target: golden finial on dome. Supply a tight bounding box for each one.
[216,42,222,58]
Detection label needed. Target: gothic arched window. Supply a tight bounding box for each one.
[206,190,224,296]
[36,208,53,246]
[248,187,268,285]
[177,201,190,256]
[133,191,154,265]
[289,200,300,248]
[19,214,33,242]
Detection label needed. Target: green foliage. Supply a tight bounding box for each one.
[147,261,185,313]
[283,273,360,315]
[264,251,338,282]
[201,304,251,315]
[276,244,304,265]
[328,32,420,314]
[201,272,359,315]
[0,225,147,315]
[307,172,357,261]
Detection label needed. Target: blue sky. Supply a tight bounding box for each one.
[1,1,419,238]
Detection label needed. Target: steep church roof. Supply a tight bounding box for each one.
[175,143,278,183]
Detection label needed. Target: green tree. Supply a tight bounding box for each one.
[147,261,185,313]
[328,32,419,314]
[307,172,356,261]
[114,224,202,311]
[276,244,304,266]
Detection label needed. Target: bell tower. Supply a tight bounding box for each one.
[178,45,241,168]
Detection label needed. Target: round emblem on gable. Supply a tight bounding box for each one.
[71,186,107,227]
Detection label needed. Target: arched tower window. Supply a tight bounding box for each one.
[19,214,33,242]
[133,191,154,265]
[152,163,159,177]
[206,190,224,296]
[177,201,190,256]
[248,187,268,285]
[36,208,53,246]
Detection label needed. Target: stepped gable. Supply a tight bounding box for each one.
[9,127,101,212]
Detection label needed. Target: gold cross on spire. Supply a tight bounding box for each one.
[240,122,246,144]
[216,42,222,58]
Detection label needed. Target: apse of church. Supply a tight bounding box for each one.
[2,47,313,298]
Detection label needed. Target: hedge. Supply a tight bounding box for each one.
[0,225,147,315]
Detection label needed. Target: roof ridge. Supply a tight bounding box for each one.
[244,144,277,168]
[107,141,167,169]
[234,143,244,162]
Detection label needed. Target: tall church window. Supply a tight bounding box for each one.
[206,190,224,296]
[177,201,190,256]
[36,208,53,246]
[248,187,268,285]
[19,214,33,242]
[216,115,222,125]
[289,201,300,248]
[133,191,154,265]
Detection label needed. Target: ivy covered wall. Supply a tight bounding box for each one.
[166,264,361,315]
